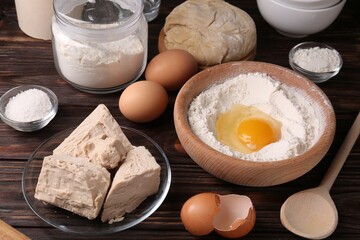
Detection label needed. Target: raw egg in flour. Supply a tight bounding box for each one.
[216,105,282,153]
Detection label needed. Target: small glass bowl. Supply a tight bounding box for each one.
[0,85,58,132]
[22,126,171,235]
[289,42,343,83]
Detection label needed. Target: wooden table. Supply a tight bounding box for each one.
[0,0,359,239]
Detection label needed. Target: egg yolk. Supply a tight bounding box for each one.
[237,118,276,151]
[215,104,281,154]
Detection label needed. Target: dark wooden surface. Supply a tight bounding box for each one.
[0,0,359,239]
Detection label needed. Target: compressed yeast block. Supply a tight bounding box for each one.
[53,104,132,169]
[101,146,161,223]
[34,155,111,220]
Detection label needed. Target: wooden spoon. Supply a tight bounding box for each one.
[280,112,360,239]
[0,219,30,240]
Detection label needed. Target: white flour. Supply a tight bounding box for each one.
[188,73,320,161]
[292,47,340,73]
[52,19,145,89]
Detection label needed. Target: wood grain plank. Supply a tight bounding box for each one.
[0,0,359,239]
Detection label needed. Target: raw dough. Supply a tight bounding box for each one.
[163,0,257,66]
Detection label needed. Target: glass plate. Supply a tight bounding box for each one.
[22,126,171,235]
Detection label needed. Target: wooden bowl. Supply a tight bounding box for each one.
[158,28,257,69]
[174,61,336,187]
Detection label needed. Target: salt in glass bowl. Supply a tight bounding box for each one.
[289,42,343,83]
[0,85,58,132]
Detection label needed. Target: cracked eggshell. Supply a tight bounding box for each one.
[214,194,256,238]
[181,193,256,238]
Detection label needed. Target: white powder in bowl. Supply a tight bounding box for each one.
[187,73,321,161]
[292,47,340,73]
[5,88,52,122]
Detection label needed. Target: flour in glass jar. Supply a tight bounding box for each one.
[5,89,52,122]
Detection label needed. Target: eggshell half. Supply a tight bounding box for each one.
[214,194,256,238]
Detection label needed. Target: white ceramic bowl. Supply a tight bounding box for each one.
[275,0,341,10]
[257,0,346,37]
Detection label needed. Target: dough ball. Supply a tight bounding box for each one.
[162,0,257,67]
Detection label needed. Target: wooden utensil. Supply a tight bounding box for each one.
[280,112,360,239]
[0,219,30,240]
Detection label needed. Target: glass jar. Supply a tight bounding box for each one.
[52,0,148,94]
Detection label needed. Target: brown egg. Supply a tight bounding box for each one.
[180,192,220,236]
[145,49,198,91]
[119,81,168,123]
[180,193,256,238]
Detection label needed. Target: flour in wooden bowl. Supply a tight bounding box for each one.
[187,72,320,161]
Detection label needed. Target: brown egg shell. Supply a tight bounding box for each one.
[180,193,256,238]
[145,49,198,91]
[180,192,220,236]
[119,81,168,123]
[214,194,256,238]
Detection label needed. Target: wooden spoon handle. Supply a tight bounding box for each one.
[320,112,360,191]
[0,220,31,240]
